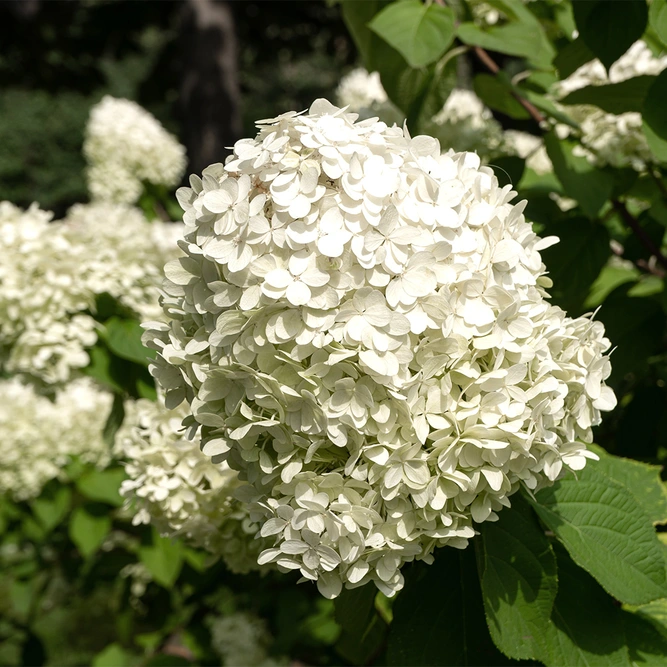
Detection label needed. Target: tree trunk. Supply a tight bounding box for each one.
[179,0,241,176]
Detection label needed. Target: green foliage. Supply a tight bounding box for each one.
[69,507,112,558]
[138,529,185,589]
[643,70,667,161]
[526,465,667,606]
[561,75,657,114]
[100,317,156,367]
[544,132,614,217]
[368,0,456,68]
[477,494,557,660]
[574,0,648,72]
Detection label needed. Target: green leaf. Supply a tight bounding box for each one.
[541,218,610,314]
[340,0,391,72]
[574,0,648,72]
[69,506,111,558]
[81,344,124,394]
[458,22,543,61]
[490,156,525,190]
[598,285,666,382]
[368,0,456,69]
[477,493,557,660]
[100,317,155,366]
[31,486,71,532]
[538,544,632,666]
[387,547,513,666]
[334,584,386,664]
[650,0,667,45]
[544,131,614,218]
[92,643,140,667]
[103,393,125,447]
[633,598,667,640]
[554,37,595,79]
[457,0,554,68]
[588,445,667,526]
[139,529,184,588]
[584,265,639,309]
[623,608,667,665]
[473,73,529,119]
[525,464,667,605]
[561,76,657,114]
[76,468,126,507]
[643,70,667,162]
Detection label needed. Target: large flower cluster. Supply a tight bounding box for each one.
[0,200,181,385]
[115,396,263,573]
[84,95,187,205]
[144,100,616,598]
[556,41,667,169]
[0,378,112,500]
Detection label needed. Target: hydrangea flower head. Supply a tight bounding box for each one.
[0,378,112,500]
[115,396,264,573]
[144,99,616,598]
[84,96,186,205]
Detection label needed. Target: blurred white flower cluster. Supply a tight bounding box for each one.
[336,68,388,112]
[337,69,505,158]
[0,200,182,385]
[144,100,615,598]
[556,41,667,169]
[84,95,187,205]
[0,378,112,500]
[115,396,264,573]
[208,612,284,667]
[425,88,505,157]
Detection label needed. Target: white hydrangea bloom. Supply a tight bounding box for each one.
[63,203,185,322]
[0,201,183,385]
[208,613,285,667]
[425,89,505,157]
[336,68,388,111]
[84,95,187,205]
[0,378,112,501]
[504,131,553,175]
[115,396,264,573]
[556,41,667,169]
[144,100,616,599]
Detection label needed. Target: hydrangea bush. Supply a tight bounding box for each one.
[144,99,615,598]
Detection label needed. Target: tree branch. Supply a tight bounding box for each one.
[612,199,667,274]
[472,47,545,125]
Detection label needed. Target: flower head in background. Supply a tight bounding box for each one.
[84,96,187,205]
[0,200,182,386]
[555,41,667,170]
[336,68,388,112]
[0,378,112,501]
[115,396,265,573]
[144,99,616,598]
[207,612,285,667]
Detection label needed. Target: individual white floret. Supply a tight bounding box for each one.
[144,99,616,598]
[0,378,112,501]
[84,95,187,205]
